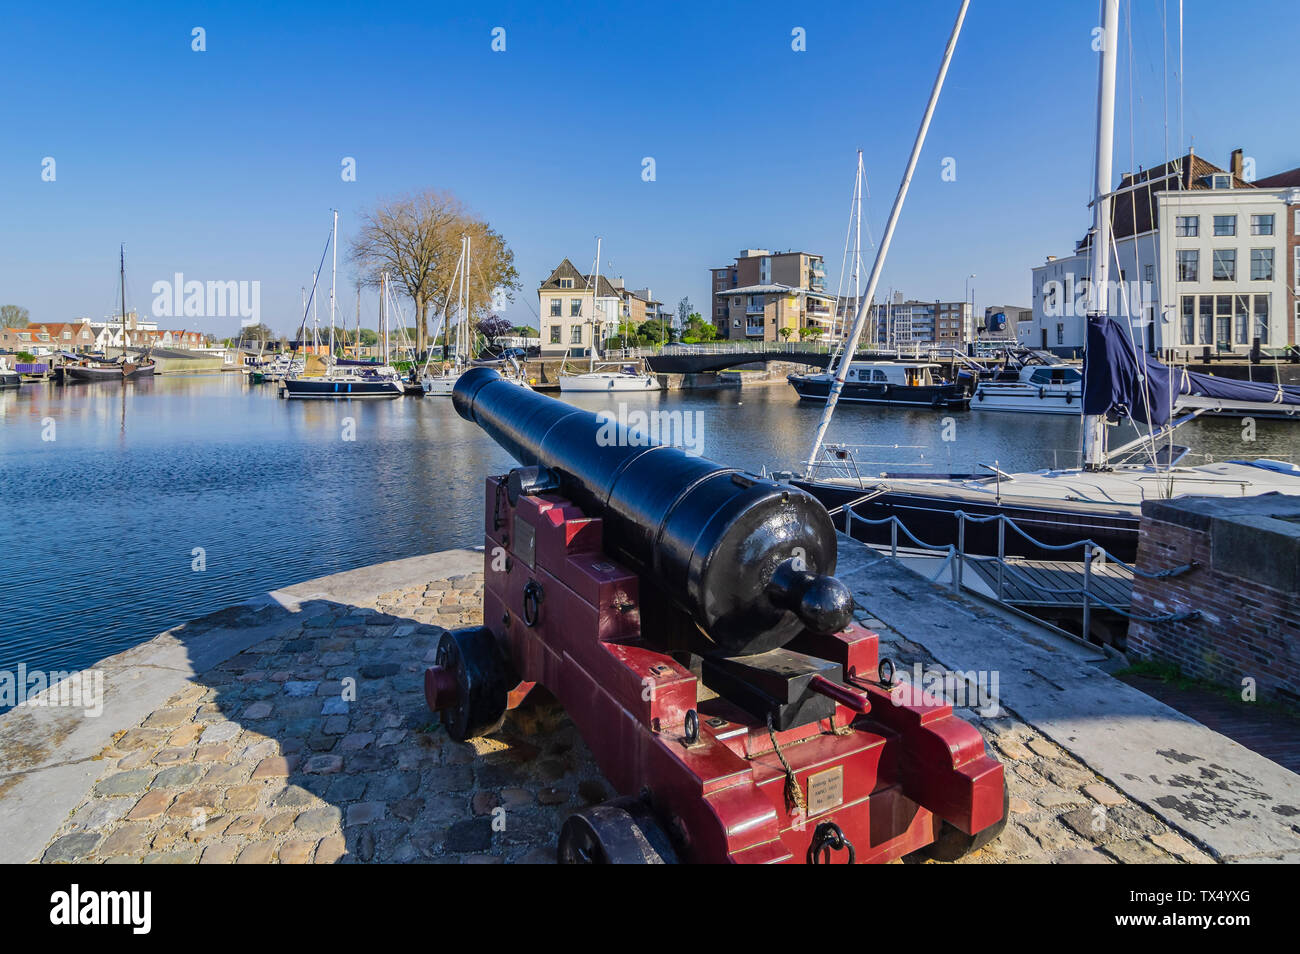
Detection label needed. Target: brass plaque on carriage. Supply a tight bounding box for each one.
[806,766,844,816]
[513,514,536,569]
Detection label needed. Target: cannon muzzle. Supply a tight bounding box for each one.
[453,367,851,654]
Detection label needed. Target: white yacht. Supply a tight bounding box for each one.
[972,355,1082,414]
[559,365,662,392]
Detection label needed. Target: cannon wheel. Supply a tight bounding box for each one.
[434,626,510,742]
[918,782,1010,862]
[556,797,678,864]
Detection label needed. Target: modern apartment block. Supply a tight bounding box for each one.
[1022,149,1300,357]
[710,249,835,341]
[835,293,973,347]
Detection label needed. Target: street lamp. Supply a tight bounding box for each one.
[965,273,976,340]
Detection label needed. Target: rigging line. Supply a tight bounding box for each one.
[293,226,334,348]
[832,156,861,346]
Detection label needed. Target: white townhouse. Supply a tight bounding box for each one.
[1022,149,1297,359]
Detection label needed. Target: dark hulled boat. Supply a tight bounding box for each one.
[66,246,156,382]
[789,361,969,409]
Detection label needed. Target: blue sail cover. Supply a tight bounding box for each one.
[1083,315,1300,426]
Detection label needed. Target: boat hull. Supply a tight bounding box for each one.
[972,383,1080,414]
[0,372,20,389]
[559,373,662,392]
[788,374,969,409]
[64,361,156,382]
[282,378,402,399]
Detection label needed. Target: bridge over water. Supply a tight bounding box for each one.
[644,345,882,375]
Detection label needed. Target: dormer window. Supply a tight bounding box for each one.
[559,277,574,289]
[1205,173,1232,190]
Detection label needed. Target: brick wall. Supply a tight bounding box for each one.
[1128,494,1300,705]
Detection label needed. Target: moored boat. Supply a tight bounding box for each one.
[789,361,968,409]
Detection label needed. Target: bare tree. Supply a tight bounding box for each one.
[1,304,31,328]
[349,189,519,357]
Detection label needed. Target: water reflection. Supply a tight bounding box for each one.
[0,373,1294,685]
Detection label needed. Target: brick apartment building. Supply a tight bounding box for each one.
[710,249,835,341]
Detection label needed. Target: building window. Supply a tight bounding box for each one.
[1056,323,1064,345]
[1144,264,1154,284]
[1235,295,1250,344]
[570,325,583,345]
[1251,214,1274,236]
[1250,248,1274,281]
[1181,295,1195,345]
[1254,294,1270,344]
[1212,249,1236,281]
[1213,215,1236,236]
[559,277,574,289]
[1199,295,1213,344]
[570,298,581,317]
[1215,295,1232,347]
[549,299,561,317]
[1176,249,1198,282]
[549,326,561,344]
[1175,215,1199,237]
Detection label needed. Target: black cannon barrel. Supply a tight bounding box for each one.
[453,367,851,655]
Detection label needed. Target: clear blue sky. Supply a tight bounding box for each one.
[2,0,1296,337]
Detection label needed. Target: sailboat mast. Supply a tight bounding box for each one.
[328,209,338,366]
[805,0,969,474]
[465,233,472,359]
[380,271,387,365]
[120,244,127,354]
[311,274,319,352]
[854,150,863,339]
[1083,0,1119,470]
[590,236,601,373]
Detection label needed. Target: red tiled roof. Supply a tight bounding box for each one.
[1255,167,1300,189]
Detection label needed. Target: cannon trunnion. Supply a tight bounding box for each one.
[426,370,1006,864]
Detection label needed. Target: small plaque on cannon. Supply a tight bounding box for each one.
[806,766,844,816]
[513,513,536,568]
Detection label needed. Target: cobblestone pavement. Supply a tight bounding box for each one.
[36,570,1214,864]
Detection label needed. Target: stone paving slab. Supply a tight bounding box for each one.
[8,541,1282,864]
[835,535,1300,863]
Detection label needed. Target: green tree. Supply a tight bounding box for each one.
[1,305,31,328]
[778,327,793,342]
[802,325,825,342]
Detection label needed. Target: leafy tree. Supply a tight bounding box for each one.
[676,297,693,328]
[802,325,825,342]
[637,318,674,344]
[477,314,514,352]
[238,323,275,343]
[512,325,539,338]
[779,327,793,342]
[350,189,520,358]
[1,305,30,328]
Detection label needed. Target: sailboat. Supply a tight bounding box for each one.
[283,212,403,400]
[559,238,662,393]
[792,0,1300,561]
[65,246,157,382]
[423,234,531,395]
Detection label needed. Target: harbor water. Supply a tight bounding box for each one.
[0,372,1293,690]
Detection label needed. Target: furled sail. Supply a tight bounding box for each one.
[1083,315,1300,427]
